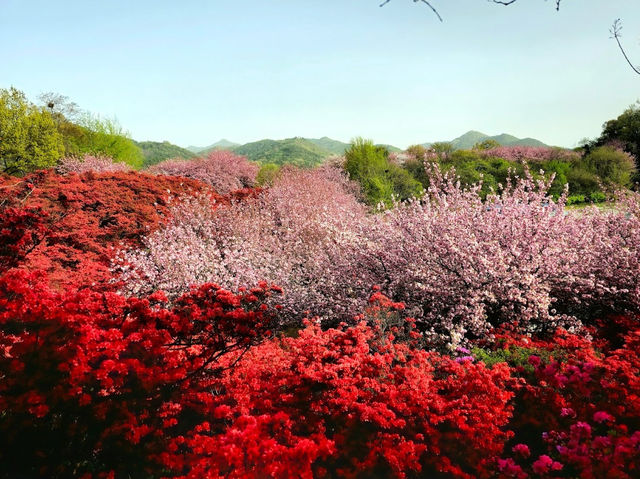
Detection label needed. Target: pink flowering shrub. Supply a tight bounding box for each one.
[56,154,133,174]
[117,166,374,321]
[480,146,580,163]
[147,150,259,194]
[368,167,640,346]
[119,163,640,345]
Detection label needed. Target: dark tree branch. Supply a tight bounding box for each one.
[610,19,640,76]
[492,0,562,11]
[381,0,563,22]
[380,0,442,22]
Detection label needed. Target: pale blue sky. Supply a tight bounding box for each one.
[1,0,639,148]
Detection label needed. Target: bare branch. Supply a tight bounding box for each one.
[491,0,561,11]
[610,19,640,76]
[380,0,442,22]
[381,0,563,23]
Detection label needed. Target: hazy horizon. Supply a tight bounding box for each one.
[2,0,639,149]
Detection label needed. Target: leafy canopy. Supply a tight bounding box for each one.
[0,87,64,175]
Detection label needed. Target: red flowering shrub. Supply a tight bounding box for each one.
[478,315,640,478]
[0,269,280,478]
[0,205,48,273]
[161,320,514,478]
[0,170,217,288]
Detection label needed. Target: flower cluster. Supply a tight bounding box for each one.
[117,165,373,323]
[56,154,133,174]
[0,169,215,288]
[122,164,640,346]
[147,150,259,194]
[1,164,638,477]
[479,146,580,163]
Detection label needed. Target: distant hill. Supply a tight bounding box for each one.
[134,141,197,167]
[423,131,549,150]
[307,137,350,155]
[187,139,240,154]
[377,143,402,153]
[232,137,332,167]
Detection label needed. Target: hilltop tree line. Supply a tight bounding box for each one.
[1,87,638,209]
[0,88,143,176]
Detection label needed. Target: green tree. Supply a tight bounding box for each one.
[472,139,501,150]
[73,114,143,169]
[0,87,64,175]
[344,138,422,207]
[598,102,640,181]
[256,163,281,186]
[430,141,454,160]
[579,146,636,188]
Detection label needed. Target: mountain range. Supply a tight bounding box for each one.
[423,130,548,150]
[136,131,551,167]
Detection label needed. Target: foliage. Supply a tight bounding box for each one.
[403,145,613,198]
[148,150,259,194]
[429,141,454,159]
[598,102,640,180]
[473,138,501,150]
[255,162,281,186]
[134,140,197,167]
[70,114,144,169]
[577,145,636,188]
[231,137,331,167]
[0,170,214,288]
[0,87,64,175]
[344,138,422,207]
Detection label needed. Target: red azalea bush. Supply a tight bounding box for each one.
[0,170,217,288]
[0,269,280,478]
[57,154,133,174]
[0,276,516,478]
[168,320,514,479]
[148,150,259,195]
[476,315,640,478]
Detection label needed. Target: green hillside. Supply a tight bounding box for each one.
[307,137,350,155]
[231,137,332,166]
[424,130,549,150]
[134,140,197,167]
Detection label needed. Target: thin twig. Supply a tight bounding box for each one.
[611,19,640,76]
[380,0,443,22]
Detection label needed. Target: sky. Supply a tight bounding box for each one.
[1,0,639,149]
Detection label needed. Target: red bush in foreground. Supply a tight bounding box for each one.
[168,319,514,479]
[0,269,280,478]
[0,266,637,478]
[483,316,640,478]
